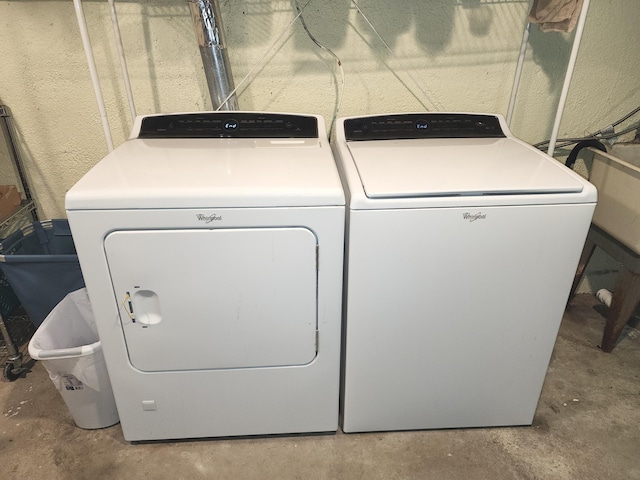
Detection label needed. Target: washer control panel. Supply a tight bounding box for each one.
[139,113,318,139]
[344,113,505,141]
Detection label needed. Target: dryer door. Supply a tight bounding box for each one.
[104,228,318,372]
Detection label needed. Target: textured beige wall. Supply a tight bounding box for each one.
[1,0,639,292]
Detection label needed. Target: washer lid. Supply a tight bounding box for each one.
[347,137,585,198]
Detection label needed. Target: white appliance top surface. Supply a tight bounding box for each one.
[66,138,345,209]
[347,137,585,198]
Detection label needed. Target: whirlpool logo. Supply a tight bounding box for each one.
[196,213,222,223]
[463,212,486,222]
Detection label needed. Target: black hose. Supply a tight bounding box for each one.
[565,139,607,170]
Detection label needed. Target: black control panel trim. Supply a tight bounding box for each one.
[138,113,319,139]
[344,113,505,141]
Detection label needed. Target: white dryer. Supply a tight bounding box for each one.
[65,112,345,441]
[333,113,597,433]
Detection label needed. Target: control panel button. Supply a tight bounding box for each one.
[223,119,239,132]
[414,119,429,131]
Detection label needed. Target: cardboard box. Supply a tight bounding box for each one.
[0,185,22,220]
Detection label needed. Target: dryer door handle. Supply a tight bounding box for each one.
[130,289,163,326]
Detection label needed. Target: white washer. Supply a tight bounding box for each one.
[333,113,597,433]
[65,112,345,441]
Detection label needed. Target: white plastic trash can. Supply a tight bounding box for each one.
[28,288,119,429]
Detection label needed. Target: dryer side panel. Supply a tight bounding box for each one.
[104,227,318,372]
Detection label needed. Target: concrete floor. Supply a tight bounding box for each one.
[1,293,639,480]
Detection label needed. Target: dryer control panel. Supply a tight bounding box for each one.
[138,113,318,139]
[345,113,505,141]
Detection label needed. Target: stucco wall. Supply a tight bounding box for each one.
[1,0,639,293]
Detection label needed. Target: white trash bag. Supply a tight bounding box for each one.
[28,288,119,429]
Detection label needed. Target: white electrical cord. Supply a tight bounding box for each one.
[215,0,314,112]
[216,0,443,120]
[294,0,345,138]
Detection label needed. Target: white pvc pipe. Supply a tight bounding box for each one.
[73,0,114,151]
[546,0,591,157]
[506,1,533,126]
[108,0,136,121]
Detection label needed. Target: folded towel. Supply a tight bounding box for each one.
[528,0,584,33]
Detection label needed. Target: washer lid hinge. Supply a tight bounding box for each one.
[315,329,319,352]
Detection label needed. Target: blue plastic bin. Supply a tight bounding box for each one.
[0,220,85,327]
[0,268,20,319]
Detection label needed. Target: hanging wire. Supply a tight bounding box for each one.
[293,0,345,139]
[214,0,442,123]
[534,104,640,151]
[350,0,442,112]
[608,104,640,128]
[214,0,315,112]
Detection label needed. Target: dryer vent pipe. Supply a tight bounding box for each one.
[188,0,239,111]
